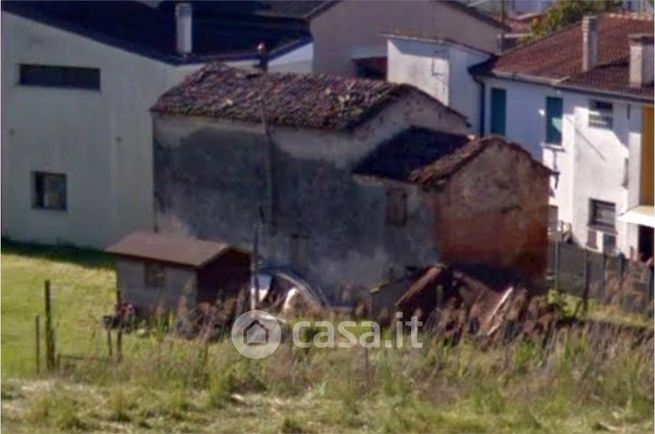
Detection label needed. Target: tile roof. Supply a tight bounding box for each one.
[152,63,460,130]
[471,14,654,100]
[2,1,311,65]
[354,128,470,182]
[107,231,237,268]
[410,135,550,187]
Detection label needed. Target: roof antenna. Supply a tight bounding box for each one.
[257,42,268,73]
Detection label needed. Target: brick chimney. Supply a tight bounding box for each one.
[582,15,598,73]
[175,2,192,55]
[629,34,654,88]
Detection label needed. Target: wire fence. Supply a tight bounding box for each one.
[547,240,654,315]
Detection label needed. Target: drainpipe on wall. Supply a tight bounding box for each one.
[257,43,277,238]
[473,75,486,136]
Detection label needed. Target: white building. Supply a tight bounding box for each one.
[386,32,491,133]
[388,13,654,260]
[1,1,311,248]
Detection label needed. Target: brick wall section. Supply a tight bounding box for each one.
[428,141,549,280]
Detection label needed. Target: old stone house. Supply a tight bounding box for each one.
[151,63,549,303]
[357,134,551,278]
[151,63,469,302]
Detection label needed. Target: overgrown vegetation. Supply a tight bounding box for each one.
[530,0,622,38]
[2,241,653,433]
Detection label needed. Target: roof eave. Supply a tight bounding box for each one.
[475,69,654,103]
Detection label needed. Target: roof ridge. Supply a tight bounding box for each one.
[153,61,464,131]
[493,18,583,58]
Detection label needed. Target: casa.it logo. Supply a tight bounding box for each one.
[230,310,282,359]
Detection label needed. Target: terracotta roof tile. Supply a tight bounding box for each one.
[472,14,653,99]
[410,135,551,187]
[152,63,459,130]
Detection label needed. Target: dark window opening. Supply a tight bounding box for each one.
[144,262,165,288]
[19,64,100,90]
[356,63,387,80]
[602,233,616,254]
[638,226,654,261]
[588,199,616,233]
[386,187,407,226]
[490,87,507,135]
[32,172,67,211]
[545,96,563,144]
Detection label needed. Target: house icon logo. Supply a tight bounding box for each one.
[231,310,281,359]
[243,319,269,346]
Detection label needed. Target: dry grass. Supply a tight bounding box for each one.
[2,319,653,433]
[2,241,653,433]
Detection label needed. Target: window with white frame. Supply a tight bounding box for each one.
[588,100,613,129]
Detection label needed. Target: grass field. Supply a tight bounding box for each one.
[2,241,653,433]
[2,240,116,377]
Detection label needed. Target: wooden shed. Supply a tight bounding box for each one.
[107,231,250,318]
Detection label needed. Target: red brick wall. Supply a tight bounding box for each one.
[428,144,549,279]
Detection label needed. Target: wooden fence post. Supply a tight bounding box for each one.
[35,315,40,375]
[600,252,606,304]
[106,329,113,358]
[116,327,123,362]
[554,237,560,291]
[582,249,590,315]
[648,265,654,305]
[618,252,626,292]
[44,280,56,371]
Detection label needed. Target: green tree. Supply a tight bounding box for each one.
[530,0,622,38]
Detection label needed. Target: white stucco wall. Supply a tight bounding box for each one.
[387,37,490,132]
[1,12,203,248]
[482,76,647,255]
[310,0,502,77]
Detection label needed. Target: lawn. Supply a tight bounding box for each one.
[1,241,653,433]
[1,240,116,377]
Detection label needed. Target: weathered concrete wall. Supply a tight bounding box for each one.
[429,143,549,279]
[153,96,468,301]
[116,258,196,316]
